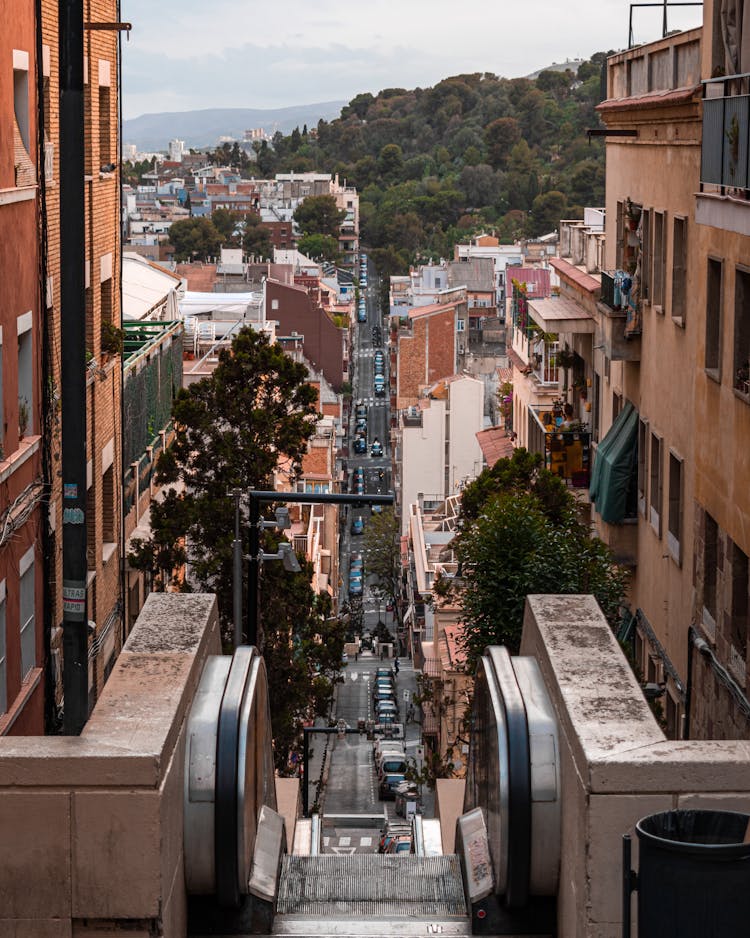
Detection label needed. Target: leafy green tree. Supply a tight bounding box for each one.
[212,207,240,242]
[484,117,521,168]
[363,508,402,629]
[242,213,272,259]
[530,190,568,236]
[378,143,404,178]
[131,327,319,623]
[298,232,340,262]
[455,449,626,668]
[168,217,222,261]
[294,194,345,238]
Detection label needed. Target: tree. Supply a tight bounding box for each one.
[241,213,272,259]
[131,327,319,620]
[455,449,626,669]
[128,328,335,769]
[529,190,568,236]
[378,143,404,178]
[168,216,222,261]
[298,232,340,262]
[363,508,402,629]
[294,194,345,238]
[212,207,240,242]
[484,117,521,168]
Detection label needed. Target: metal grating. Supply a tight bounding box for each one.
[277,854,468,918]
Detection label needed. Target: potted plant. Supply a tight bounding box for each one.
[18,397,30,438]
[101,321,124,357]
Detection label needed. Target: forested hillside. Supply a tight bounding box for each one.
[256,54,610,274]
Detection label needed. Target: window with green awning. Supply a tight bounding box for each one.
[589,401,638,524]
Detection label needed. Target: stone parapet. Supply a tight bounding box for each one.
[0,593,220,935]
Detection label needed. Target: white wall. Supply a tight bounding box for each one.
[448,377,485,491]
[400,401,445,534]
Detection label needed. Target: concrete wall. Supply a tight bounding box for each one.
[447,377,484,490]
[0,593,220,936]
[520,594,750,937]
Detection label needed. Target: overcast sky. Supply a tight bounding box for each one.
[120,0,703,119]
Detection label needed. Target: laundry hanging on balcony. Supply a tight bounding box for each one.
[589,401,638,524]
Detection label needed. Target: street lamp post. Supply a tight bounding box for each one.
[245,489,394,650]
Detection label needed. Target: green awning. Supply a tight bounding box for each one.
[589,401,638,524]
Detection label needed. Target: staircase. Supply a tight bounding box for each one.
[273,853,471,936]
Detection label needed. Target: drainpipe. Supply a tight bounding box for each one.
[59,0,89,734]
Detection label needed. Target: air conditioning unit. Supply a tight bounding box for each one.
[458,344,465,354]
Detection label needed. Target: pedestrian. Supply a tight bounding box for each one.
[380,648,385,661]
[394,656,400,674]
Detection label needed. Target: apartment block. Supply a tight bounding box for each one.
[41,0,124,715]
[0,1,45,734]
[393,298,466,409]
[548,10,750,740]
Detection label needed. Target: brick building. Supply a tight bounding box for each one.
[0,1,45,733]
[266,279,348,392]
[394,299,466,409]
[41,0,124,716]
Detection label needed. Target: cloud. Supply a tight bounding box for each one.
[121,0,703,117]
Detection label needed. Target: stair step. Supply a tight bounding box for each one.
[276,853,468,919]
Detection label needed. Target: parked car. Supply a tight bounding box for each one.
[349,577,363,596]
[350,515,364,535]
[379,772,407,800]
[357,307,367,323]
[371,439,383,457]
[354,436,367,455]
[355,404,367,420]
[374,377,385,397]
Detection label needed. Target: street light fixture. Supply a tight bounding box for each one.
[261,541,301,574]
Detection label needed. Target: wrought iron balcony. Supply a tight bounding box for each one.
[528,405,591,487]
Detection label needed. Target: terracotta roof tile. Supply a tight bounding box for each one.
[476,426,515,466]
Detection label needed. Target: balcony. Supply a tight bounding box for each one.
[697,74,750,236]
[597,270,642,361]
[527,405,591,486]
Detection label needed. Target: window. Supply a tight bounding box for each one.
[637,417,648,516]
[641,209,651,302]
[593,372,601,442]
[102,465,115,545]
[13,53,35,186]
[704,512,718,626]
[612,392,622,421]
[652,211,666,309]
[649,432,662,534]
[100,277,113,328]
[730,541,748,667]
[671,216,687,324]
[457,319,465,332]
[705,258,723,376]
[17,312,33,436]
[615,200,624,270]
[19,550,35,681]
[734,267,750,396]
[0,581,6,715]
[667,451,683,564]
[99,86,111,164]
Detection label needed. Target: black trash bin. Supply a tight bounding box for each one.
[635,809,750,938]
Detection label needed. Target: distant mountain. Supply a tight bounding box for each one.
[525,58,585,80]
[123,101,347,152]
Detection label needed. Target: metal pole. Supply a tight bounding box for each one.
[232,489,242,649]
[247,494,260,648]
[59,0,89,735]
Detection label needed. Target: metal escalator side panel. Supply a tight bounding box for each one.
[511,656,561,896]
[184,655,232,895]
[215,645,256,908]
[463,653,509,896]
[236,651,279,895]
[487,646,531,909]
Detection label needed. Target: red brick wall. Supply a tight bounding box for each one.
[397,308,457,408]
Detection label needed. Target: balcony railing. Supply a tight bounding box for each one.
[701,74,750,195]
[601,270,642,337]
[528,405,591,486]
